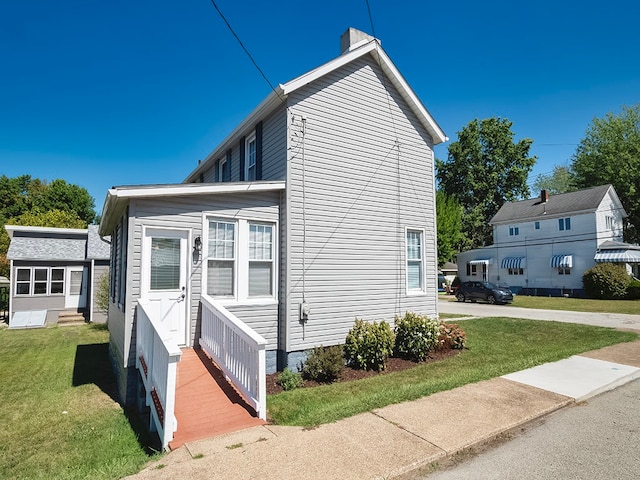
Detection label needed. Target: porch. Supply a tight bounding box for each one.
[136,294,267,451]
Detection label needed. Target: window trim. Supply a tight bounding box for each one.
[14,266,66,296]
[245,133,257,181]
[405,227,426,294]
[204,214,278,305]
[509,225,520,236]
[534,221,540,230]
[558,217,571,231]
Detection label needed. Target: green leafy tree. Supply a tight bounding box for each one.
[436,190,464,265]
[532,165,576,195]
[436,118,536,248]
[35,179,96,225]
[571,104,640,243]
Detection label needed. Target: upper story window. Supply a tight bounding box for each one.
[246,134,257,181]
[219,158,230,183]
[534,221,540,230]
[406,229,425,293]
[558,217,571,231]
[509,225,520,236]
[605,216,615,230]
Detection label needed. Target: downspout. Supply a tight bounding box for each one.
[89,258,95,323]
[8,259,13,323]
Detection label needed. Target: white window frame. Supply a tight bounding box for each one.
[15,266,66,296]
[534,221,540,230]
[509,225,519,236]
[206,219,237,298]
[248,222,274,298]
[558,267,571,275]
[204,215,278,305]
[219,158,228,182]
[245,133,257,181]
[405,228,426,294]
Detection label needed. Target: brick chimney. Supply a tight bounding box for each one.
[340,27,378,54]
[541,190,550,203]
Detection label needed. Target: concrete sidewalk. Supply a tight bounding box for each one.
[125,340,640,480]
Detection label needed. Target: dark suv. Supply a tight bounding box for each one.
[456,281,513,305]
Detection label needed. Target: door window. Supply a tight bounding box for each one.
[150,237,181,290]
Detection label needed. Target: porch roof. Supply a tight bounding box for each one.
[99,181,286,236]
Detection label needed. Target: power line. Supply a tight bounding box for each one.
[208,0,284,103]
[365,0,376,39]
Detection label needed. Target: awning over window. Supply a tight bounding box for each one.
[468,258,492,265]
[501,256,526,269]
[594,249,640,263]
[550,254,573,268]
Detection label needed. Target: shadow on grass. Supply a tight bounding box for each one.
[72,341,161,455]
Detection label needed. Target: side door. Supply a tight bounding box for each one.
[65,266,88,309]
[141,228,190,347]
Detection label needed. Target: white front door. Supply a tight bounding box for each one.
[65,266,88,308]
[142,228,190,346]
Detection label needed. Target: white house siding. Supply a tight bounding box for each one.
[198,106,287,184]
[284,54,438,352]
[125,192,281,350]
[594,192,625,244]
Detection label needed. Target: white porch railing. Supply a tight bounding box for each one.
[200,293,267,420]
[136,299,182,451]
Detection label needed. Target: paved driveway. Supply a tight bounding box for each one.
[438,296,640,331]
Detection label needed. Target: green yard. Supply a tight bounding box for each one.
[0,324,152,480]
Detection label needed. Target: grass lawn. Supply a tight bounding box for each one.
[267,318,637,426]
[511,295,640,314]
[0,324,152,480]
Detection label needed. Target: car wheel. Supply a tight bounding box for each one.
[487,295,496,304]
[456,293,465,303]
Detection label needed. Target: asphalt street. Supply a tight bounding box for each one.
[416,378,640,480]
[438,296,640,331]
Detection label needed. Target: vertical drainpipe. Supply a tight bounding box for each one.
[89,258,95,323]
[8,259,13,323]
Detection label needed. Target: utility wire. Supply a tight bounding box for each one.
[209,0,284,103]
[365,0,376,39]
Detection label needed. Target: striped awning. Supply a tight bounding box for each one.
[468,258,492,265]
[501,256,526,269]
[594,249,640,263]
[550,254,573,268]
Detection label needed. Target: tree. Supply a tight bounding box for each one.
[571,104,640,243]
[436,118,536,248]
[436,190,464,265]
[531,165,576,195]
[36,179,96,225]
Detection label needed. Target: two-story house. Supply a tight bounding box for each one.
[457,184,638,297]
[98,28,446,449]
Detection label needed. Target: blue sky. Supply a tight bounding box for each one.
[1,0,639,215]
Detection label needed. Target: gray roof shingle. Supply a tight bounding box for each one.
[490,184,615,224]
[87,225,111,260]
[7,236,87,261]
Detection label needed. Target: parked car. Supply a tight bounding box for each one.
[456,281,513,305]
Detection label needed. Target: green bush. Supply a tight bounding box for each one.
[627,278,640,300]
[438,323,467,350]
[583,263,631,299]
[344,318,395,371]
[300,345,344,383]
[393,312,440,361]
[277,368,303,391]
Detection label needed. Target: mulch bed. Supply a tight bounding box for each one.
[266,348,460,395]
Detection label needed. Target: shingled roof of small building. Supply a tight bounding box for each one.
[490,184,624,225]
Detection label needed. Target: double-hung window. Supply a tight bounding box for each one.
[509,225,519,236]
[16,268,31,295]
[248,223,273,296]
[406,229,424,292]
[207,221,236,297]
[246,135,257,181]
[206,218,276,302]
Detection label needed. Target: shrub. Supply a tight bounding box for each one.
[438,323,467,350]
[393,312,441,361]
[277,368,303,391]
[583,263,631,299]
[344,318,395,371]
[627,279,640,300]
[301,345,344,383]
[95,273,110,315]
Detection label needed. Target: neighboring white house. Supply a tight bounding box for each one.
[457,185,638,297]
[98,27,445,447]
[5,225,110,327]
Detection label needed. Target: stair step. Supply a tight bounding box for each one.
[57,311,87,324]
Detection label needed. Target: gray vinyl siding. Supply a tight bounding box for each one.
[125,192,281,349]
[261,106,287,180]
[285,53,438,351]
